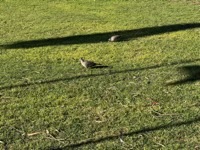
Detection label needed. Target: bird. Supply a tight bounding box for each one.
[108,35,122,42]
[80,58,100,68]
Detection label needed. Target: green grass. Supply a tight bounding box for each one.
[0,0,200,149]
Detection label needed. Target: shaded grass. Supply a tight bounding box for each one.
[1,23,200,49]
[0,0,200,149]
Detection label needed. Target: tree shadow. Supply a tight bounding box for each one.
[0,58,200,90]
[166,65,200,85]
[1,23,200,49]
[49,116,200,149]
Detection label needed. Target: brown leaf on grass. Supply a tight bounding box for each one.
[145,98,159,106]
[151,101,159,105]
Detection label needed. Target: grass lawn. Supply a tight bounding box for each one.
[0,0,200,149]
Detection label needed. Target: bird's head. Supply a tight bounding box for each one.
[80,58,84,62]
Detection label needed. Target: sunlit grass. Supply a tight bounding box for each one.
[0,0,200,149]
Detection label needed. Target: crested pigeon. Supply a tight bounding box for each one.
[80,58,99,68]
[108,35,121,42]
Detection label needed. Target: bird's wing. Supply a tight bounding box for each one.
[90,61,97,64]
[85,60,96,67]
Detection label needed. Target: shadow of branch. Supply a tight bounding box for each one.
[1,58,200,90]
[49,116,200,149]
[166,65,200,85]
[1,23,200,49]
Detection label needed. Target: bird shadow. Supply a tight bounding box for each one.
[91,65,110,69]
[166,65,200,85]
[48,116,200,149]
[0,58,200,90]
[1,23,200,49]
